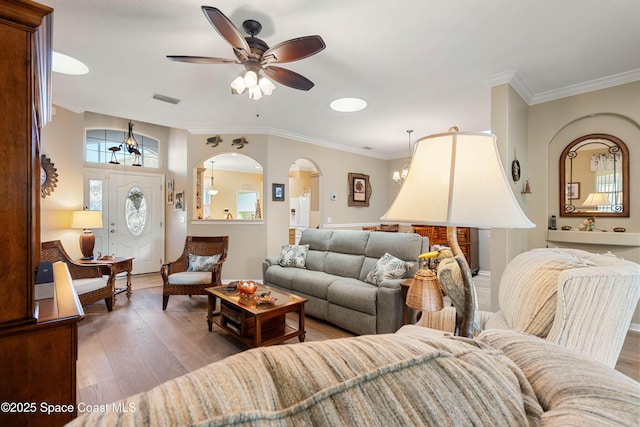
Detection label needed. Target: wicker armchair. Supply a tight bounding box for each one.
[41,240,115,311]
[161,236,229,310]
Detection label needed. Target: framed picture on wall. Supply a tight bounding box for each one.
[566,182,580,200]
[272,183,285,201]
[174,191,185,211]
[348,172,371,207]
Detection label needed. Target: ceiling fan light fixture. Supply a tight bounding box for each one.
[259,76,276,96]
[248,86,263,100]
[230,75,247,94]
[244,70,258,89]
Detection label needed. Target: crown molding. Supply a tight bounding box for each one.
[485,70,534,104]
[486,68,640,106]
[530,68,640,104]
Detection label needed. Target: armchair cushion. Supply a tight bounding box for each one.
[73,277,110,295]
[187,254,221,272]
[168,272,214,286]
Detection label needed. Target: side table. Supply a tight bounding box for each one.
[400,279,413,325]
[78,257,134,301]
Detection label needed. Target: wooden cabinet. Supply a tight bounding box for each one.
[0,2,84,426]
[412,225,480,275]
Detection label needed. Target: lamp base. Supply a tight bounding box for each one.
[79,231,95,260]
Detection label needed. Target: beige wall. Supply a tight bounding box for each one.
[41,107,172,260]
[527,82,640,325]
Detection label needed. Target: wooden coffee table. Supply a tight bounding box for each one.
[206,283,307,348]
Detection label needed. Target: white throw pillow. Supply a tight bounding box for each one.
[187,254,222,272]
[365,252,407,285]
[277,244,309,269]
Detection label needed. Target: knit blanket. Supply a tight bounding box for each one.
[67,332,542,426]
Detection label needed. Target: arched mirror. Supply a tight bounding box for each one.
[193,153,263,220]
[560,134,629,217]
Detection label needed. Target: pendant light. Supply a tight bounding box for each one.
[393,130,413,184]
[208,161,219,196]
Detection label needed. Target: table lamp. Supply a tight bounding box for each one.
[71,210,103,260]
[406,266,444,312]
[382,127,535,337]
[581,192,611,212]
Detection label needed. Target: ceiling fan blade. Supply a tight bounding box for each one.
[264,66,315,91]
[167,55,238,64]
[262,35,326,64]
[201,6,250,53]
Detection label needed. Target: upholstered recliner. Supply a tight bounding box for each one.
[414,247,640,368]
[161,236,228,310]
[41,240,115,311]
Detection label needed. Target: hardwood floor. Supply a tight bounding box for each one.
[76,273,640,407]
[76,274,354,406]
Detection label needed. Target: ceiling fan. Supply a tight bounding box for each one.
[167,6,326,100]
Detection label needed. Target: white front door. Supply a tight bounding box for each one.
[84,169,164,274]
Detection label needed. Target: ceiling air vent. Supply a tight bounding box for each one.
[152,93,180,105]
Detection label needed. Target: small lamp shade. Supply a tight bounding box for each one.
[71,210,103,230]
[71,210,103,260]
[581,192,611,208]
[406,267,444,312]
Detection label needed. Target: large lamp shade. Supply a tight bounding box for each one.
[382,131,534,229]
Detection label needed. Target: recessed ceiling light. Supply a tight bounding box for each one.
[52,51,89,75]
[330,97,367,112]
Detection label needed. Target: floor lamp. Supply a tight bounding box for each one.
[382,128,535,337]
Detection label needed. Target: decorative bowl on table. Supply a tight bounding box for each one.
[237,280,258,298]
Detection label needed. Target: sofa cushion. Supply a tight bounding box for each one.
[327,278,378,315]
[324,252,365,279]
[305,250,328,272]
[298,228,334,251]
[499,248,595,337]
[327,230,370,255]
[187,254,221,272]
[365,252,408,285]
[264,265,296,290]
[479,329,640,427]
[364,231,424,260]
[277,244,309,268]
[291,269,334,299]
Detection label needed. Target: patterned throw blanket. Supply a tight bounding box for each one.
[67,329,639,426]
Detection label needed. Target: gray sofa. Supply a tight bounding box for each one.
[262,228,429,335]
